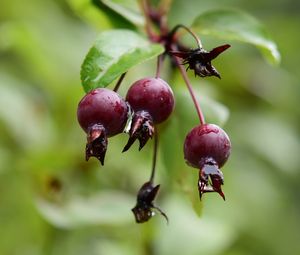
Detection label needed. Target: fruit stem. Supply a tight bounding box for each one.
[155,54,164,78]
[140,0,158,41]
[169,24,203,49]
[149,128,158,183]
[113,72,127,92]
[172,48,206,125]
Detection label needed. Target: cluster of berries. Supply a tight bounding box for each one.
[77,77,174,164]
[77,77,175,222]
[77,4,232,223]
[77,71,231,223]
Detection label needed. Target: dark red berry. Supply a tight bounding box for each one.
[77,88,128,165]
[126,77,174,124]
[123,78,175,152]
[184,124,231,200]
[184,124,231,168]
[77,88,128,136]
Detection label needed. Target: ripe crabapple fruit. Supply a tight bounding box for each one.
[77,88,128,165]
[123,77,175,152]
[184,123,231,200]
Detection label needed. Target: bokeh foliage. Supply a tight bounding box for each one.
[0,0,300,255]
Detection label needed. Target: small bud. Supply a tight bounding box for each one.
[86,124,108,165]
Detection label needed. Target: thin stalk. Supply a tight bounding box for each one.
[170,24,202,48]
[155,55,164,78]
[157,0,171,34]
[140,0,158,40]
[113,72,126,92]
[149,128,158,183]
[172,50,206,125]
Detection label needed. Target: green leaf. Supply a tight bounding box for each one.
[100,0,145,26]
[0,72,54,149]
[191,9,280,65]
[67,0,114,29]
[81,29,164,92]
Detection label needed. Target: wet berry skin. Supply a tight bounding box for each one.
[184,124,231,200]
[77,88,128,165]
[126,77,175,124]
[77,88,128,137]
[184,124,231,169]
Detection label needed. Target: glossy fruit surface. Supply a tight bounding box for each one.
[184,124,231,169]
[77,88,128,136]
[126,77,174,124]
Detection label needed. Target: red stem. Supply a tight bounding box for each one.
[141,0,158,41]
[172,51,206,125]
[169,24,202,48]
[155,54,164,78]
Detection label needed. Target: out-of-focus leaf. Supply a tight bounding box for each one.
[0,23,15,51]
[0,73,54,148]
[36,191,134,229]
[81,29,164,92]
[0,147,10,174]
[67,0,133,29]
[100,0,144,26]
[68,0,110,29]
[233,113,300,174]
[156,195,235,255]
[175,85,230,128]
[191,9,280,65]
[0,18,90,90]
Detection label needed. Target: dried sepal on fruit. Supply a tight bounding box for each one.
[85,124,108,165]
[123,77,174,152]
[198,158,225,200]
[123,111,155,152]
[77,88,128,165]
[132,181,168,223]
[171,44,230,78]
[184,124,231,200]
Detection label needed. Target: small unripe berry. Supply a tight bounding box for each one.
[184,124,231,200]
[77,88,128,164]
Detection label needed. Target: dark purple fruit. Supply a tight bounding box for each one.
[123,78,175,152]
[184,124,231,200]
[77,88,128,165]
[184,124,231,168]
[126,77,175,124]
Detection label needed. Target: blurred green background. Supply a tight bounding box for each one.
[0,0,300,254]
